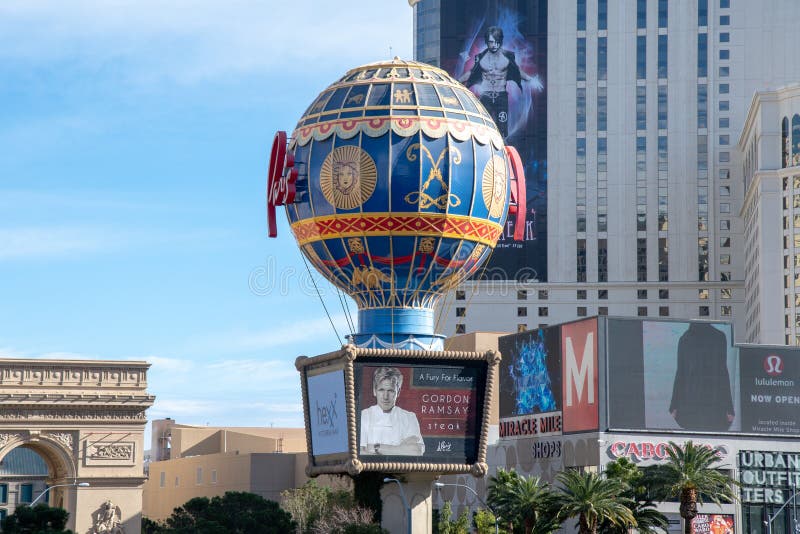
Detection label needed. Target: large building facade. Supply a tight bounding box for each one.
[416,0,800,344]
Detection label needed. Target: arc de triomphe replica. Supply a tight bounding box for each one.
[0,358,154,534]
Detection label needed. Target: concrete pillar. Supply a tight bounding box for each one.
[381,474,435,534]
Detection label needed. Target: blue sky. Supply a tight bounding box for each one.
[0,1,413,442]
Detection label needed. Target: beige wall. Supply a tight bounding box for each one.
[443,332,504,426]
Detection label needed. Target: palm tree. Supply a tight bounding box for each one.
[646,441,737,534]
[486,468,560,534]
[599,458,669,534]
[555,469,636,534]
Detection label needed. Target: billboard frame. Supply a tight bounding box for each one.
[296,344,500,477]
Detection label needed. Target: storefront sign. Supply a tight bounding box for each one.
[739,450,800,504]
[608,441,727,462]
[499,412,562,439]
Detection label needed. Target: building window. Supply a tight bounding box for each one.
[697,85,707,128]
[658,86,668,130]
[538,290,549,300]
[699,289,709,299]
[721,288,732,299]
[517,290,527,300]
[20,484,33,504]
[577,87,586,132]
[636,87,647,130]
[720,271,731,281]
[598,290,608,300]
[577,289,587,300]
[720,254,731,265]
[719,32,730,42]
[720,237,731,248]
[160,472,166,488]
[697,34,708,77]
[637,238,647,282]
[638,289,648,300]
[637,0,647,28]
[598,86,607,130]
[698,0,708,26]
[637,36,646,79]
[720,185,730,196]
[517,307,528,317]
[720,117,729,128]
[577,38,586,82]
[598,307,608,316]
[721,305,732,317]
[658,0,668,28]
[598,0,607,30]
[720,15,729,25]
[0,510,6,521]
[659,306,669,317]
[598,239,608,282]
[577,239,587,282]
[456,307,466,317]
[577,0,586,31]
[720,0,730,8]
[455,324,465,334]
[658,35,668,78]
[0,485,6,504]
[598,37,607,81]
[719,66,729,77]
[577,307,587,317]
[658,237,668,282]
[699,306,710,316]
[638,306,648,317]
[538,307,549,317]
[517,324,528,333]
[455,290,465,300]
[659,289,669,299]
[211,470,217,484]
[719,49,730,60]
[196,467,203,485]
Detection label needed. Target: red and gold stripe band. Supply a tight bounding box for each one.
[290,212,503,246]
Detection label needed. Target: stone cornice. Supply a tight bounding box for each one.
[0,394,155,407]
[0,360,150,390]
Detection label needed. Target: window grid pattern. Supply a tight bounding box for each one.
[697,4,709,283]
[598,137,608,232]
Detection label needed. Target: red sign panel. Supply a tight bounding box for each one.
[561,319,599,433]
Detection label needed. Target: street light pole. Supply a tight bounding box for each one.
[29,482,90,507]
[434,481,499,534]
[384,477,412,534]
[764,483,798,534]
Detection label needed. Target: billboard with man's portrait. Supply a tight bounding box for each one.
[355,362,485,464]
[439,0,548,281]
[297,346,499,476]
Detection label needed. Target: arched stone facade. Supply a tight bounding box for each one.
[0,359,154,534]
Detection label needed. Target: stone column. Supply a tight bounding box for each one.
[381,474,434,534]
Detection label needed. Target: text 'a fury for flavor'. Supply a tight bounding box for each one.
[499,412,563,439]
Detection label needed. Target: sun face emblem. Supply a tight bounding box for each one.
[482,154,507,218]
[320,146,378,210]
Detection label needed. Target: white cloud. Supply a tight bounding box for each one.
[0,346,99,360]
[0,227,107,260]
[0,1,414,84]
[0,225,233,261]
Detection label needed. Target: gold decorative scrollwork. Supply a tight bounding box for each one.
[404,143,462,210]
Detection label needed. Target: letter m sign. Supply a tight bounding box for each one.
[561,318,599,433]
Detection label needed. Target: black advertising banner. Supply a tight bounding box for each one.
[497,327,562,438]
[740,348,800,435]
[354,361,486,463]
[607,320,739,433]
[440,0,548,281]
